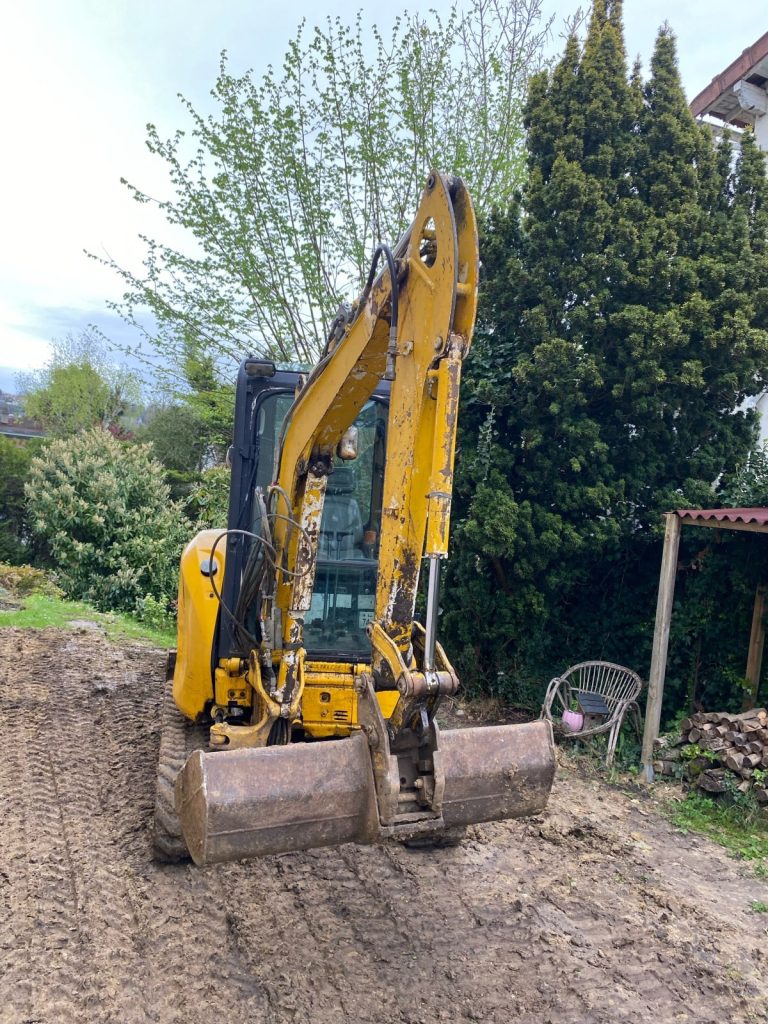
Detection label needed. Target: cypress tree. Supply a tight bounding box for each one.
[446,14,768,704]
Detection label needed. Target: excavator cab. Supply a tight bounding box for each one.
[158,173,556,866]
[213,366,391,673]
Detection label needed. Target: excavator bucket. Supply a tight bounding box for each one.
[175,720,555,866]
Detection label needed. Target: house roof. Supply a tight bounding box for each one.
[690,31,768,123]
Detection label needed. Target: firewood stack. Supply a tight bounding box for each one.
[655,708,768,805]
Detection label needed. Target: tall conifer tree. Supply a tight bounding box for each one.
[446,12,768,699]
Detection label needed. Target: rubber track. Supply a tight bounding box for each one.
[153,684,207,861]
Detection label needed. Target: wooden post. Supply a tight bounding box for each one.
[743,584,766,711]
[641,513,682,782]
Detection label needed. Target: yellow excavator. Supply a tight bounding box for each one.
[155,172,555,865]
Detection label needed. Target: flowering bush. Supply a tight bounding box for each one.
[26,429,190,613]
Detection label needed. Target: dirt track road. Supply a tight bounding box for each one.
[2,627,768,1024]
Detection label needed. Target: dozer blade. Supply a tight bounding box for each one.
[176,720,555,866]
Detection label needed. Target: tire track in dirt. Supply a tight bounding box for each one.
[46,643,152,1021]
[0,686,35,1023]
[2,626,768,1024]
[0,650,94,1022]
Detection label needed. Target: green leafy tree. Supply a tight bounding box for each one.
[446,5,768,704]
[136,401,210,499]
[0,437,37,563]
[20,331,139,436]
[94,0,551,384]
[25,430,190,613]
[178,347,236,452]
[137,402,208,476]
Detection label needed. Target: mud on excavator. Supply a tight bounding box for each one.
[154,171,555,866]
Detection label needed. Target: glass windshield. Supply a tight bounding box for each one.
[252,392,387,658]
[254,392,295,491]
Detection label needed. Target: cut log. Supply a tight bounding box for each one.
[698,769,727,793]
[688,728,702,743]
[746,741,764,754]
[680,718,694,733]
[737,779,753,795]
[726,752,747,771]
[720,709,766,723]
[734,707,766,721]
[755,787,768,804]
[762,750,768,768]
[725,731,747,746]
[743,752,763,769]
[658,746,682,762]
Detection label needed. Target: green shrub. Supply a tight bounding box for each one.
[0,437,37,563]
[0,562,62,598]
[25,429,190,613]
[135,592,176,634]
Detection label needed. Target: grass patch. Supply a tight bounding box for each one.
[749,900,768,913]
[667,790,768,869]
[0,592,175,647]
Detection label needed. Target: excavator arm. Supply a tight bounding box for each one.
[271,172,475,735]
[172,173,556,865]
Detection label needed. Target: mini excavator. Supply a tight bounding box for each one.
[155,172,555,865]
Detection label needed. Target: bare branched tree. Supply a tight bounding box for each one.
[91,0,551,387]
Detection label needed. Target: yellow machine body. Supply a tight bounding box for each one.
[174,531,399,735]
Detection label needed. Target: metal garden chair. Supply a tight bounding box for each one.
[540,660,644,766]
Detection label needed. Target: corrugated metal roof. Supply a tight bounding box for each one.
[675,508,768,527]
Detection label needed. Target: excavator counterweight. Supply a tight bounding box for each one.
[155,172,555,865]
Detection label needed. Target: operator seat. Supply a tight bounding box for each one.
[319,467,364,560]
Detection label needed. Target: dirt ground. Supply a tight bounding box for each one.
[2,627,768,1024]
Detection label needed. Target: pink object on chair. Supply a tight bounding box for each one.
[561,709,584,733]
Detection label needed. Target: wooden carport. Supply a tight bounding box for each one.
[640,508,768,782]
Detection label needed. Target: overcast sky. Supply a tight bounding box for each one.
[1,1,766,390]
